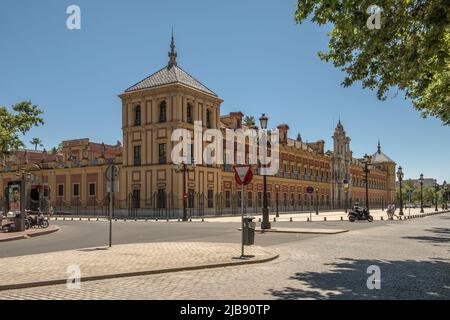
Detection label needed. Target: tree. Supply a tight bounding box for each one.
[243,116,256,128]
[295,0,450,125]
[30,137,43,151]
[0,101,44,162]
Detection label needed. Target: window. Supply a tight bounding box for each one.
[134,105,141,126]
[206,109,212,128]
[159,101,167,123]
[225,191,231,208]
[187,103,193,124]
[134,145,141,166]
[73,184,80,197]
[157,189,166,208]
[248,192,253,208]
[159,144,166,164]
[88,183,96,196]
[188,189,195,208]
[43,187,49,198]
[57,184,64,197]
[132,189,140,209]
[257,192,262,207]
[207,190,214,208]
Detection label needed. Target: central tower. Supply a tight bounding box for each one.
[118,35,223,212]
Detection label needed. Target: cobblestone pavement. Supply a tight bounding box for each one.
[0,242,276,290]
[1,212,449,300]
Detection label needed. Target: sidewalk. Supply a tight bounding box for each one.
[0,226,59,242]
[204,208,448,223]
[0,242,278,291]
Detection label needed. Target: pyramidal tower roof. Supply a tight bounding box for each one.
[371,141,395,164]
[125,33,218,97]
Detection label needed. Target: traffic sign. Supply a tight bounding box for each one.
[233,165,253,186]
[306,186,314,194]
[106,165,119,181]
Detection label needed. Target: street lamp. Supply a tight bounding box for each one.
[275,184,280,218]
[174,161,196,221]
[315,187,320,215]
[259,113,271,230]
[442,180,448,210]
[419,173,424,213]
[362,154,373,213]
[396,166,404,216]
[433,179,439,212]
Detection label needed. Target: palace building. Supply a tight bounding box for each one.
[0,36,396,217]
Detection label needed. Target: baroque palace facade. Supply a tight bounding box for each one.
[0,37,396,215]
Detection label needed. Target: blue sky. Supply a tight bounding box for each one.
[0,0,448,182]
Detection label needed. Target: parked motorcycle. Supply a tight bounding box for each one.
[0,213,16,232]
[348,208,374,222]
[25,211,49,229]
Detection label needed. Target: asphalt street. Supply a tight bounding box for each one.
[0,219,386,258]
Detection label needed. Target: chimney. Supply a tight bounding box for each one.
[277,124,290,145]
[229,112,244,129]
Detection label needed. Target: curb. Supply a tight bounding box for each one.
[0,227,60,243]
[255,228,348,235]
[0,251,279,291]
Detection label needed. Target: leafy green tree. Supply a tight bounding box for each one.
[30,137,43,151]
[295,0,450,124]
[0,101,44,162]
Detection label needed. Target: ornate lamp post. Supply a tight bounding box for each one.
[442,180,448,210]
[174,161,196,221]
[396,166,404,216]
[259,113,271,230]
[419,173,424,213]
[361,154,373,213]
[315,187,320,215]
[433,179,439,212]
[275,184,280,218]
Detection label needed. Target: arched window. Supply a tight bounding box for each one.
[187,103,193,124]
[134,105,141,126]
[159,101,167,123]
[206,109,211,128]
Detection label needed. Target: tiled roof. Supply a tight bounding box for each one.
[125,65,218,97]
[371,150,395,164]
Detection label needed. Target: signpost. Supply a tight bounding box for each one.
[105,165,119,248]
[233,165,253,258]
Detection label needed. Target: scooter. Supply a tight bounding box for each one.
[348,208,374,222]
[0,214,16,232]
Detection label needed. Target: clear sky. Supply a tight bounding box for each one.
[0,0,448,182]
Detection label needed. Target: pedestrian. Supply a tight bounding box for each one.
[387,202,394,220]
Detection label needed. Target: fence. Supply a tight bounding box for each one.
[10,192,387,219]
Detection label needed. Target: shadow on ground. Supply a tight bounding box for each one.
[268,258,450,300]
[402,227,450,245]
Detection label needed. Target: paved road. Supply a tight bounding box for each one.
[2,213,448,299]
[0,219,388,258]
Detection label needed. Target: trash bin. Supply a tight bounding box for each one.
[243,216,256,245]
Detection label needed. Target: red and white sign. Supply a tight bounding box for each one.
[233,165,253,186]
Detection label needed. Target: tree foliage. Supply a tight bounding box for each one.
[295,0,450,124]
[0,101,44,160]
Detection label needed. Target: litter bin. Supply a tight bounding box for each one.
[243,216,256,245]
